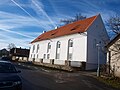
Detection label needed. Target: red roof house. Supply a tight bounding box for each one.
[29,14,109,70]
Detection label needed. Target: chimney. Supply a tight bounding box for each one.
[55,26,59,29]
[42,31,46,33]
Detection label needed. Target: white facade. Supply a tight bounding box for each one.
[29,33,87,66]
[86,15,109,70]
[29,15,109,70]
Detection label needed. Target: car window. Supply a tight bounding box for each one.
[0,63,17,73]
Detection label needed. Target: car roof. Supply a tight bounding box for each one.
[0,60,11,64]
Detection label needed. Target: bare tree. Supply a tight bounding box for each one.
[8,43,16,51]
[105,14,120,76]
[60,13,86,25]
[73,13,86,22]
[107,15,120,35]
[107,15,120,76]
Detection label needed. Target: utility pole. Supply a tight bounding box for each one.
[96,43,100,77]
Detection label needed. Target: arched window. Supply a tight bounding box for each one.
[47,42,51,53]
[68,39,73,60]
[36,44,39,53]
[56,41,61,59]
[68,39,73,47]
[57,41,61,48]
[32,45,35,53]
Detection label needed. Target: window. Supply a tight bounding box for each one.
[56,41,61,59]
[67,39,73,60]
[36,44,39,53]
[31,54,32,58]
[37,54,38,58]
[47,42,51,53]
[0,63,17,73]
[43,54,46,59]
[32,45,35,53]
[34,54,35,58]
[57,41,61,48]
[48,43,51,49]
[47,54,50,59]
[56,53,60,59]
[68,39,73,47]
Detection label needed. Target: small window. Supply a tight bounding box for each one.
[56,41,61,59]
[33,54,35,58]
[32,45,35,53]
[57,42,61,48]
[47,54,50,59]
[36,44,39,53]
[37,54,38,58]
[58,44,60,48]
[48,44,51,49]
[31,54,32,58]
[68,39,73,47]
[47,42,51,53]
[43,54,46,59]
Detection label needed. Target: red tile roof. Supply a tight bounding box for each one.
[31,14,98,43]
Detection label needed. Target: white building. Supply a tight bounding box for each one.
[29,14,109,70]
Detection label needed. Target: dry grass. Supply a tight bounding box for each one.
[97,76,120,89]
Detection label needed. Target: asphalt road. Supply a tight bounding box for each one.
[14,62,118,90]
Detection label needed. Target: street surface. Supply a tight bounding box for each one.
[13,62,118,90]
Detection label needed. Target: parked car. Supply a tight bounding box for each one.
[0,57,11,61]
[0,61,22,90]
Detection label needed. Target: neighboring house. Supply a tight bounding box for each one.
[106,33,120,77]
[0,49,9,57]
[9,47,30,61]
[29,14,109,70]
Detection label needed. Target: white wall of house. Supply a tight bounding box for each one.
[86,15,109,70]
[29,33,87,66]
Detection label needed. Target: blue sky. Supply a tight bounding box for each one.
[0,0,120,49]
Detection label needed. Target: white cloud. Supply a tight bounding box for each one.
[0,11,55,29]
[31,0,56,27]
[0,32,32,49]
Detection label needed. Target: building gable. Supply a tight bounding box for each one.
[106,33,120,49]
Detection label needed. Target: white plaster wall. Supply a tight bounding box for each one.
[72,36,87,62]
[43,59,50,63]
[59,39,68,60]
[86,15,109,70]
[54,59,65,65]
